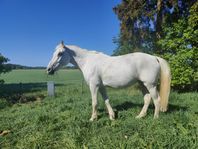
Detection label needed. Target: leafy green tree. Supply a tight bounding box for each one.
[158,1,198,91]
[0,53,11,83]
[113,0,195,54]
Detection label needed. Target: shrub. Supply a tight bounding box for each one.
[0,53,11,83]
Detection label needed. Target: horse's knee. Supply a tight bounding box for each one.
[144,94,151,104]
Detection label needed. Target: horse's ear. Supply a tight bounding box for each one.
[61,40,64,46]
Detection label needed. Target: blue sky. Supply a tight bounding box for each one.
[0,0,121,66]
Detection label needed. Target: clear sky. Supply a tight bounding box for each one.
[0,0,121,66]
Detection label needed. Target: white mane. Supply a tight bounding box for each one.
[55,44,65,52]
[66,45,104,55]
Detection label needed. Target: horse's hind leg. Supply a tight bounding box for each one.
[136,83,151,118]
[99,86,115,120]
[144,83,160,119]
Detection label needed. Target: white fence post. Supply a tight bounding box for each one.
[47,81,55,96]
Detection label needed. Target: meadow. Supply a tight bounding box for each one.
[0,69,197,149]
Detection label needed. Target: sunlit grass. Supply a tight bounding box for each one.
[0,69,197,148]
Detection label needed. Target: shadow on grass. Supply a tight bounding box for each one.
[97,101,143,119]
[0,82,64,105]
[112,101,188,118]
[167,104,188,113]
[113,101,143,118]
[114,101,188,112]
[114,101,142,111]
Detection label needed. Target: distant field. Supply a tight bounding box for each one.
[1,69,83,84]
[0,69,198,148]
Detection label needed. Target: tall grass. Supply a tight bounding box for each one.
[0,70,197,148]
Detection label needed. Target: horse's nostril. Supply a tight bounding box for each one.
[47,67,54,75]
[47,68,51,72]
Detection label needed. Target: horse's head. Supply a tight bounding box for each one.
[47,41,70,75]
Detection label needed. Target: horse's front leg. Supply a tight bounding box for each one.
[89,83,99,121]
[99,86,115,120]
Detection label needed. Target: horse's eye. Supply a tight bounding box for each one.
[58,52,63,57]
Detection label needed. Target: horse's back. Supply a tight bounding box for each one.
[100,52,160,87]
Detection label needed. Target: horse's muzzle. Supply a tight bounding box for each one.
[47,68,55,75]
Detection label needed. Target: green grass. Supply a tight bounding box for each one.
[0,69,198,148]
[1,69,83,84]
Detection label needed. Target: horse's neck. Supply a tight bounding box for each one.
[67,45,88,70]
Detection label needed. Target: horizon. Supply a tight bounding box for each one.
[0,0,121,67]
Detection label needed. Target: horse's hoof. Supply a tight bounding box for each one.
[154,115,159,119]
[135,115,142,119]
[109,113,115,120]
[89,118,95,121]
[136,113,146,119]
[89,117,97,121]
[109,117,115,121]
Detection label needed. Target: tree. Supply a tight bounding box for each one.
[0,53,11,83]
[113,0,196,55]
[158,1,198,91]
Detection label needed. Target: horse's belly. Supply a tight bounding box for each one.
[103,80,137,88]
[102,74,137,88]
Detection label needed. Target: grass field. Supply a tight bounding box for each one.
[0,69,198,148]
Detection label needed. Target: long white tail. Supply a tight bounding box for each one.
[156,57,171,112]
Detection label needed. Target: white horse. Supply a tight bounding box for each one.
[47,41,171,121]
